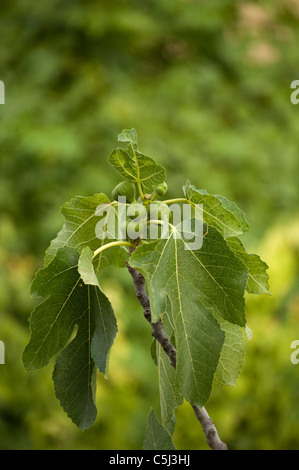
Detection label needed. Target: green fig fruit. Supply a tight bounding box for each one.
[111,181,136,203]
[154,182,168,197]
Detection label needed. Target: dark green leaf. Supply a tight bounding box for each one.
[108,131,166,192]
[143,409,176,450]
[156,308,183,426]
[214,313,245,386]
[23,246,117,429]
[78,246,118,376]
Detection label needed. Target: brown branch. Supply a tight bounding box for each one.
[191,405,228,450]
[126,257,228,451]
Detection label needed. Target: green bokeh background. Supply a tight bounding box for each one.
[1,0,299,450]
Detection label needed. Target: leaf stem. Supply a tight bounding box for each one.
[130,143,145,200]
[163,197,205,225]
[110,201,130,206]
[162,198,188,205]
[137,180,145,201]
[146,219,164,226]
[92,240,134,260]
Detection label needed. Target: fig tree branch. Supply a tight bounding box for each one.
[126,258,228,451]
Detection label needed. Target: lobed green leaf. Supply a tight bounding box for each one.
[23,246,117,429]
[130,224,248,408]
[226,237,270,295]
[108,129,166,192]
[183,181,250,239]
[44,193,128,269]
[78,246,118,376]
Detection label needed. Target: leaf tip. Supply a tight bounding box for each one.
[117,128,138,145]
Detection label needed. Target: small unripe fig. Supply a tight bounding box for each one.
[154,182,168,197]
[111,181,136,203]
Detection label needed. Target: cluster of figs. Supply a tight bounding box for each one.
[111,180,172,240]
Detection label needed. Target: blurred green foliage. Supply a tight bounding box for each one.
[1,0,299,449]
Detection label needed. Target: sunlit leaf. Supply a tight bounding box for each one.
[184,181,250,239]
[214,314,245,386]
[226,237,270,295]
